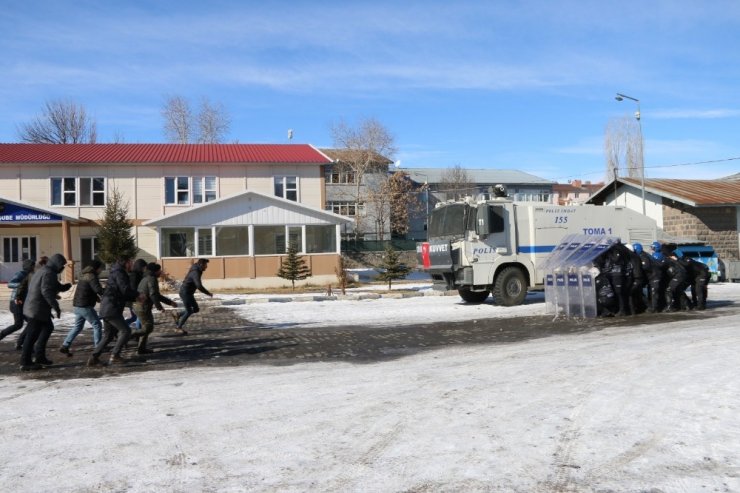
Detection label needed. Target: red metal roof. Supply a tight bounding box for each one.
[0,143,332,164]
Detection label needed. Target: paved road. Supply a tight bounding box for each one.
[0,297,735,381]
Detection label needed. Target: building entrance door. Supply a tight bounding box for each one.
[1,236,38,281]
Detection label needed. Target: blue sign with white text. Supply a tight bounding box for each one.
[0,202,63,222]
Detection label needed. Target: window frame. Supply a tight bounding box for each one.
[274,176,299,202]
[79,177,106,206]
[50,177,76,207]
[193,176,218,204]
[164,176,191,205]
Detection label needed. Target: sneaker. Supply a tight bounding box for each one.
[59,345,73,357]
[109,354,127,364]
[137,348,154,355]
[175,328,188,336]
[86,355,103,367]
[34,357,54,366]
[20,363,42,372]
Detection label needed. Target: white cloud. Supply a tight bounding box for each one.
[650,108,740,119]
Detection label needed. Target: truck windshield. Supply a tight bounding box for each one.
[428,203,468,239]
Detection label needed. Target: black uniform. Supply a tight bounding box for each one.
[680,257,710,310]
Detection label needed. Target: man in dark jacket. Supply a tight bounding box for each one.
[59,259,105,356]
[20,254,71,371]
[87,257,138,366]
[171,258,213,335]
[0,258,35,344]
[625,244,646,315]
[133,263,177,354]
[635,243,665,313]
[661,245,691,312]
[595,242,631,316]
[676,249,711,310]
[124,258,147,329]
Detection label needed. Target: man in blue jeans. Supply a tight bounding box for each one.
[172,258,213,335]
[59,259,105,356]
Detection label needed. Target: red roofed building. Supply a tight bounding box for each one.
[0,143,352,287]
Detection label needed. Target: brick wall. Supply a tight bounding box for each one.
[662,203,739,260]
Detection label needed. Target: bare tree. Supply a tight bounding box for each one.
[439,164,475,200]
[162,95,193,143]
[366,170,421,239]
[162,95,231,144]
[604,115,643,182]
[197,97,231,143]
[330,117,397,240]
[17,99,98,143]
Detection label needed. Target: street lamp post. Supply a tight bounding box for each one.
[615,92,646,216]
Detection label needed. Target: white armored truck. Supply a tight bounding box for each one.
[417,192,658,306]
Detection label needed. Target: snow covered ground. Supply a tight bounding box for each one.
[1,283,740,492]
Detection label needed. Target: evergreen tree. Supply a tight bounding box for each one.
[376,245,411,290]
[277,243,312,291]
[97,187,138,264]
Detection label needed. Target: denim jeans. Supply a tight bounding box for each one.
[63,306,103,348]
[175,291,199,328]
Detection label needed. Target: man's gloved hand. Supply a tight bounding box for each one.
[60,283,73,292]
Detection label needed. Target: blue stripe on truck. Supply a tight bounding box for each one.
[518,245,555,254]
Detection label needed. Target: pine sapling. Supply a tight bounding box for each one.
[376,245,411,290]
[277,243,312,291]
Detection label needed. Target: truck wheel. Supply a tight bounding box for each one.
[492,267,527,306]
[458,287,490,303]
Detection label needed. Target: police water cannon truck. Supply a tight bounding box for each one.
[416,187,658,306]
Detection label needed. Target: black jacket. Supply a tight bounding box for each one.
[73,265,105,308]
[179,263,212,297]
[99,261,138,319]
[22,254,66,321]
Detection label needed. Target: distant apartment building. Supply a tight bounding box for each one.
[402,167,555,241]
[552,179,604,205]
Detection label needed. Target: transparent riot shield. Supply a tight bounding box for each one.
[555,270,567,317]
[580,267,598,318]
[567,271,582,318]
[545,273,556,315]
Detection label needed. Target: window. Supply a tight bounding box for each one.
[197,228,213,256]
[216,226,249,256]
[80,177,106,206]
[50,178,76,206]
[274,176,298,201]
[325,169,356,184]
[287,226,302,251]
[2,236,37,263]
[51,177,106,206]
[193,176,217,204]
[161,228,195,257]
[327,201,365,217]
[165,177,190,205]
[306,225,336,253]
[165,176,218,205]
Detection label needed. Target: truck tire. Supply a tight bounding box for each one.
[458,287,490,303]
[492,266,527,306]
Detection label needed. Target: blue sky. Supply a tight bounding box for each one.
[2,0,740,182]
